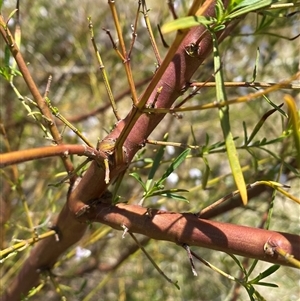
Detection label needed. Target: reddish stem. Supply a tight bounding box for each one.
[0,144,102,167]
[87,203,300,267]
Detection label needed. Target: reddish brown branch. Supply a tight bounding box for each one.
[5,2,295,300]
[0,1,236,298]
[88,203,300,267]
[0,144,102,168]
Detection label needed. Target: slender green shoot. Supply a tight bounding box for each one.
[88,17,121,121]
[210,28,248,205]
[45,97,93,148]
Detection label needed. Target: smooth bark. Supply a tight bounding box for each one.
[2,2,299,300]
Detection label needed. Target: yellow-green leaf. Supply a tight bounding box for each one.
[284,95,300,168]
[225,131,248,205]
[161,16,214,34]
[210,28,248,205]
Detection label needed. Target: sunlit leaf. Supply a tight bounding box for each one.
[231,0,270,10]
[215,0,226,23]
[249,265,280,284]
[246,104,283,145]
[146,133,168,190]
[157,148,191,186]
[129,172,147,191]
[284,95,300,167]
[243,121,248,145]
[225,131,247,205]
[211,29,248,205]
[254,282,279,288]
[150,189,189,202]
[227,0,275,19]
[6,9,18,24]
[0,66,10,80]
[251,47,260,82]
[161,16,214,34]
[201,156,210,189]
[162,0,277,34]
[262,94,288,118]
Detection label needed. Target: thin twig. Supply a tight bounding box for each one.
[141,0,162,65]
[127,0,141,59]
[129,232,179,289]
[88,18,121,121]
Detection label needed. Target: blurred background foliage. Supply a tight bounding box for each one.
[0,0,299,300]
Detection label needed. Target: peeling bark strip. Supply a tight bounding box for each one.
[88,203,300,267]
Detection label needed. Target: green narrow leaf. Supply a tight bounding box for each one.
[151,188,189,195]
[249,265,280,284]
[161,16,214,34]
[7,9,18,24]
[244,284,256,301]
[205,132,210,147]
[284,95,300,167]
[252,288,267,301]
[247,259,259,278]
[227,0,275,19]
[157,148,191,186]
[251,47,260,82]
[146,133,169,190]
[151,189,189,202]
[215,0,226,23]
[160,193,189,202]
[201,157,210,189]
[254,282,279,288]
[226,0,246,13]
[0,67,9,81]
[225,131,248,205]
[161,0,277,35]
[246,104,283,145]
[227,253,248,278]
[129,172,147,191]
[232,0,270,10]
[243,121,248,145]
[211,29,248,205]
[261,92,288,118]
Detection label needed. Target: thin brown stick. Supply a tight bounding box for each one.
[141,0,162,65]
[0,144,104,168]
[190,81,299,89]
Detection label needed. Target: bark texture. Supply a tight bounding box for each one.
[1,1,299,300]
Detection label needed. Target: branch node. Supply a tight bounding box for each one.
[121,224,129,238]
[182,243,198,276]
[263,239,278,257]
[48,225,61,242]
[75,205,91,218]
